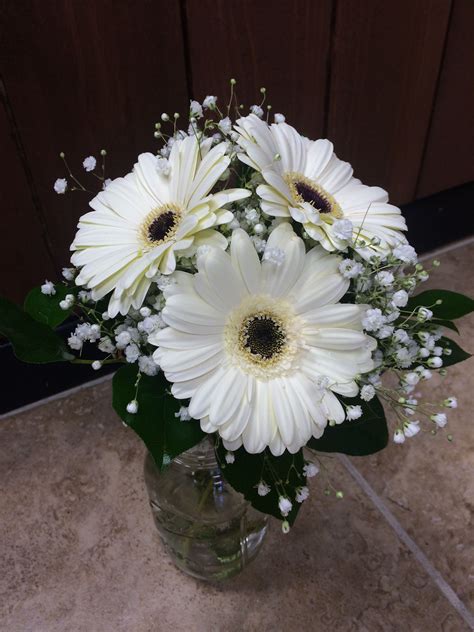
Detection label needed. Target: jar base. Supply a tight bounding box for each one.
[150,508,268,581]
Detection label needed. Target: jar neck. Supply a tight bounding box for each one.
[173,436,218,470]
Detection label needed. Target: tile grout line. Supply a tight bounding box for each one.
[338,454,474,630]
[0,373,113,421]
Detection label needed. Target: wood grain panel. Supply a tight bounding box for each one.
[0,94,56,303]
[185,0,333,139]
[417,0,474,198]
[327,0,451,204]
[1,0,189,268]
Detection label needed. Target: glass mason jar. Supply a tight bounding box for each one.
[144,438,268,581]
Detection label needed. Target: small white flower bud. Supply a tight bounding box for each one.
[278,496,292,517]
[417,307,433,322]
[257,481,271,496]
[139,306,152,318]
[303,462,319,478]
[443,397,457,409]
[431,413,447,427]
[393,429,406,444]
[403,421,420,438]
[126,400,139,414]
[295,486,310,503]
[41,280,56,296]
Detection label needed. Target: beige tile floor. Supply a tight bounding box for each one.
[0,241,473,632]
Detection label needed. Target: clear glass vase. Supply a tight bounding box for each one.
[144,438,268,581]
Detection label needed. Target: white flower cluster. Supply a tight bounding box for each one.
[337,249,458,443]
[63,294,166,377]
[51,85,463,482]
[68,322,101,351]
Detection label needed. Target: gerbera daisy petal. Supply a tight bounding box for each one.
[164,350,224,383]
[165,294,224,326]
[268,431,286,457]
[209,367,248,427]
[261,224,303,286]
[305,328,369,351]
[322,391,346,424]
[242,381,274,453]
[231,229,262,294]
[135,152,170,204]
[318,157,354,193]
[201,247,247,307]
[171,369,218,400]
[270,122,306,173]
[188,365,227,420]
[301,303,364,329]
[337,183,389,208]
[268,379,296,447]
[151,328,220,350]
[304,139,334,180]
[219,403,252,442]
[293,273,349,313]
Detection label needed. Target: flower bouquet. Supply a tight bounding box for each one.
[1,84,472,575]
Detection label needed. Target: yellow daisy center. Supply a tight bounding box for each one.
[225,295,302,378]
[140,203,182,248]
[285,172,343,219]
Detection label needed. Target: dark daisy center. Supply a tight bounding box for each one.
[147,210,177,243]
[243,316,285,359]
[294,180,332,213]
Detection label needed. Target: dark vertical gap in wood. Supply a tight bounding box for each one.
[0,74,58,273]
[179,0,194,100]
[414,0,454,198]
[323,0,338,137]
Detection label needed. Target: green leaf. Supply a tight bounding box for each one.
[0,295,74,363]
[438,336,471,367]
[24,285,74,328]
[308,395,388,456]
[215,444,306,525]
[406,290,474,321]
[430,318,459,334]
[112,364,205,469]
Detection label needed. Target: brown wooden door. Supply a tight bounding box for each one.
[1,0,472,302]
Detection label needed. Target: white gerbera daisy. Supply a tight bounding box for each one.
[235,114,407,259]
[151,223,376,455]
[71,136,250,316]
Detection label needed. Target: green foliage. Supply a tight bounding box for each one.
[406,290,474,321]
[308,395,388,456]
[430,318,459,334]
[24,285,74,328]
[439,336,471,367]
[215,443,306,525]
[112,364,205,469]
[0,295,74,363]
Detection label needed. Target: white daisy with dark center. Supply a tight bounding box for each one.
[234,114,407,258]
[71,135,250,316]
[151,223,376,455]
